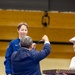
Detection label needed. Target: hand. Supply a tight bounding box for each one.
[32,43,36,49]
[42,35,49,42]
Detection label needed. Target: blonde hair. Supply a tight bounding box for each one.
[17,22,28,30]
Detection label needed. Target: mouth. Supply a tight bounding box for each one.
[21,34,25,37]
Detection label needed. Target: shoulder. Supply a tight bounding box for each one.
[71,56,75,60]
[70,56,75,63]
[8,38,20,47]
[11,51,18,59]
[10,38,20,44]
[11,38,20,42]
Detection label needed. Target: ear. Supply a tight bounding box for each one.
[17,29,19,33]
[29,44,33,49]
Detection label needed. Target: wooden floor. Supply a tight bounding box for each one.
[0,56,71,75]
[0,57,5,75]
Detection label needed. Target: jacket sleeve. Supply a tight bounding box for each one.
[4,42,13,74]
[32,43,51,62]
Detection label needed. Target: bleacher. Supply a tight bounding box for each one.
[0,10,75,58]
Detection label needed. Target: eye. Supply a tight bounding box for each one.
[21,29,24,31]
[25,29,28,31]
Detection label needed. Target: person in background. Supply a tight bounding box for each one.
[69,36,75,70]
[11,35,51,75]
[4,22,29,75]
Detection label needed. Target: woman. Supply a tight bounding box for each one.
[4,22,28,75]
[69,37,75,70]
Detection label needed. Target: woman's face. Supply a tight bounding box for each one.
[73,42,75,51]
[18,25,28,38]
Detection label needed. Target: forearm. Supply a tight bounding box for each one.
[4,58,12,74]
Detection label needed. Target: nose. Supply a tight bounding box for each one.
[23,30,26,33]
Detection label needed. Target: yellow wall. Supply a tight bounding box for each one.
[0,10,75,75]
[0,10,75,59]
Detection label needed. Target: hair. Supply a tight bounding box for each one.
[17,22,28,30]
[20,36,33,48]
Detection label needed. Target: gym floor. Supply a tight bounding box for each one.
[0,57,71,75]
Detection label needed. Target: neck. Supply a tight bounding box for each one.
[21,47,32,51]
[19,36,21,39]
